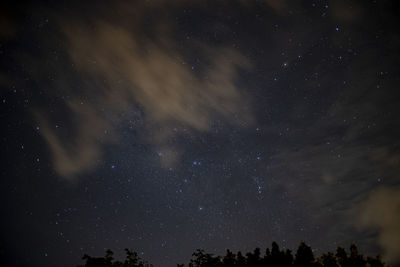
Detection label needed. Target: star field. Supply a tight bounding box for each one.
[1,1,400,266]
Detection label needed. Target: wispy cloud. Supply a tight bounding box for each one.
[353,186,400,264]
[35,3,254,178]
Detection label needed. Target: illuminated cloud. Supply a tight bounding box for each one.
[36,4,253,178]
[36,100,112,179]
[353,186,400,264]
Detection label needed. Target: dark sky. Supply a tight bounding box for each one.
[1,0,400,266]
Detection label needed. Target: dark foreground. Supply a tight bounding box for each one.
[77,242,385,267]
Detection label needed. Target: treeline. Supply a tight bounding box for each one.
[78,242,385,267]
[78,249,152,267]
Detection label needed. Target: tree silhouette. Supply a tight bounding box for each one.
[335,246,349,267]
[262,242,294,267]
[236,251,246,267]
[320,252,338,267]
[78,242,386,267]
[222,250,236,266]
[367,255,385,267]
[294,242,315,267]
[188,249,221,267]
[78,248,153,267]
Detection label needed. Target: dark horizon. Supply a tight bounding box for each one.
[77,241,386,267]
[1,1,400,266]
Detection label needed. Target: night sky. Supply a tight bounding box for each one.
[1,1,400,266]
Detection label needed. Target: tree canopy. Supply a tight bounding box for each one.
[78,242,385,267]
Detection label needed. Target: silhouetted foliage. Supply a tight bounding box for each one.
[188,249,221,267]
[320,252,339,267]
[77,248,153,267]
[294,242,315,267]
[78,242,386,267]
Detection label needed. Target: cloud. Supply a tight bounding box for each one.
[35,100,112,179]
[35,3,253,178]
[353,186,400,264]
[64,20,251,132]
[330,0,364,22]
